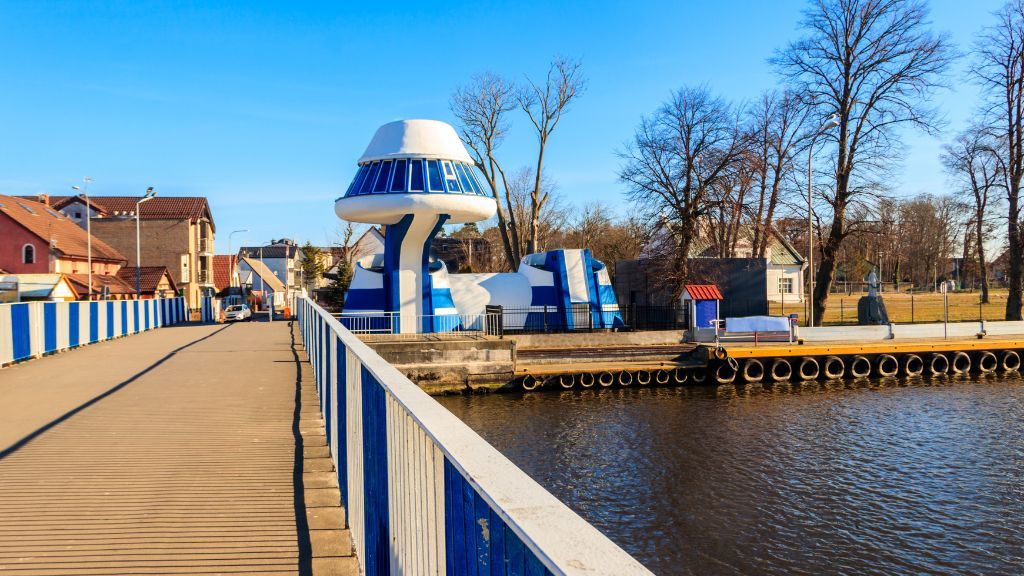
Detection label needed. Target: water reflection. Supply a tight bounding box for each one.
[439,375,1024,575]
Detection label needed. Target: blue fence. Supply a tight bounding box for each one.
[296,296,652,575]
[1,297,187,367]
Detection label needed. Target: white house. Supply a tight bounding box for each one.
[639,219,807,304]
[237,239,299,292]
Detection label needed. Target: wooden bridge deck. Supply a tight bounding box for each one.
[0,320,355,575]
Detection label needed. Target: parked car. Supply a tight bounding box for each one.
[224,304,252,322]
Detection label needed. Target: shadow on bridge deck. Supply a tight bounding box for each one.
[0,321,355,575]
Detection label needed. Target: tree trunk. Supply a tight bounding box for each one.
[1007,192,1022,319]
[812,196,846,326]
[975,217,989,304]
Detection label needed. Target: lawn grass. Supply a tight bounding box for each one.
[769,289,1013,325]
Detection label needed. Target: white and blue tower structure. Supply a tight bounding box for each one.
[335,120,496,333]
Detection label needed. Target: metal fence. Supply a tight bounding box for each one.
[1,297,188,367]
[297,297,652,575]
[333,311,503,340]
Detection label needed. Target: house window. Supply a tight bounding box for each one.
[778,276,794,294]
[74,211,83,219]
[22,244,35,264]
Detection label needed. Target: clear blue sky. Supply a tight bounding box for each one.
[0,0,1002,251]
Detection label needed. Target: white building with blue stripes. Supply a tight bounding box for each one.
[335,119,622,333]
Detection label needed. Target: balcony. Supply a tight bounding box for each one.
[198,237,214,255]
[197,270,214,286]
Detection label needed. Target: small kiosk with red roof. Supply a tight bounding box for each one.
[681,284,724,333]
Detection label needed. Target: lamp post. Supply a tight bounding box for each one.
[135,187,156,298]
[227,229,248,298]
[807,114,839,327]
[71,177,93,300]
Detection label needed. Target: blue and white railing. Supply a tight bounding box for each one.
[1,297,188,367]
[296,297,652,576]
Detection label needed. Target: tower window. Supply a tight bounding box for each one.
[427,160,444,192]
[23,244,35,264]
[360,162,381,194]
[442,161,461,192]
[373,160,393,192]
[456,163,475,194]
[409,160,424,191]
[390,159,407,192]
[348,165,371,196]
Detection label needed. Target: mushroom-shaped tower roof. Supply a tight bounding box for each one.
[358,119,473,164]
[336,119,496,225]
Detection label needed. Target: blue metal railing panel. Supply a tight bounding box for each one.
[43,302,57,353]
[335,336,349,510]
[361,366,390,576]
[11,303,31,361]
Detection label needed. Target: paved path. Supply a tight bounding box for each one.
[0,320,355,575]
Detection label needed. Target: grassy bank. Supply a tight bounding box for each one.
[770,289,1013,325]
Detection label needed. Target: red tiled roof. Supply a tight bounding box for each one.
[0,195,127,263]
[684,284,724,300]
[51,195,215,231]
[117,266,176,294]
[66,273,136,296]
[213,255,237,292]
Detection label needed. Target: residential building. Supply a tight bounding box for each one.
[238,239,299,293]
[117,267,179,299]
[0,195,128,299]
[0,273,79,302]
[67,273,136,300]
[239,256,286,310]
[48,195,216,309]
[213,254,239,298]
[615,219,806,317]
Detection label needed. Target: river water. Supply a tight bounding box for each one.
[438,375,1024,576]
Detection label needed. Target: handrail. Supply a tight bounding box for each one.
[296,296,652,575]
[1,297,188,367]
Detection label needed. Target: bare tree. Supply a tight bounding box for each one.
[774,0,954,325]
[518,57,586,255]
[619,86,746,298]
[505,167,567,258]
[451,73,521,268]
[747,90,810,258]
[943,126,1005,302]
[974,1,1024,318]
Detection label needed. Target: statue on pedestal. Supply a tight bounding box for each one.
[857,269,890,325]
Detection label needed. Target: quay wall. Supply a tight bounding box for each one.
[296,296,652,575]
[1,297,187,366]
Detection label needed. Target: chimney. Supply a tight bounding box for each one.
[37,193,49,206]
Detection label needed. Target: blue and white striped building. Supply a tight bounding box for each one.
[336,119,622,333]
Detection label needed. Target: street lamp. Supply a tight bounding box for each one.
[71,177,92,300]
[135,187,156,298]
[807,114,839,327]
[227,229,248,297]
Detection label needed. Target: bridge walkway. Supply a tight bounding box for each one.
[0,320,355,575]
